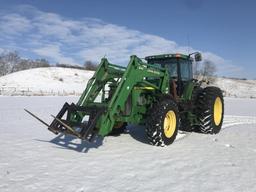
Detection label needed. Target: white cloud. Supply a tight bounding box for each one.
[0,13,31,35]
[33,44,77,64]
[0,5,241,76]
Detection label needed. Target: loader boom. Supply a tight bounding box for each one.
[37,55,170,140]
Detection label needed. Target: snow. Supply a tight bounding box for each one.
[1,96,256,192]
[0,67,256,98]
[213,77,256,98]
[0,67,94,96]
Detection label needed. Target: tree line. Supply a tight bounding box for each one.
[0,51,98,77]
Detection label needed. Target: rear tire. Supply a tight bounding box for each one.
[196,86,224,134]
[146,98,179,146]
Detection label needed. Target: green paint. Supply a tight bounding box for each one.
[64,53,203,138]
[67,55,170,136]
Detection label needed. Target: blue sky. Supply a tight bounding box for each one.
[0,0,255,78]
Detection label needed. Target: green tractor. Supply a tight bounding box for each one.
[26,52,224,146]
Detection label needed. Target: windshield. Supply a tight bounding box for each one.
[148,58,178,78]
[147,58,192,80]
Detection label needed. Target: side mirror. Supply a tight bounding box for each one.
[195,53,202,62]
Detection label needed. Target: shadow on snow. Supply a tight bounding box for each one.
[36,134,103,153]
[35,125,150,153]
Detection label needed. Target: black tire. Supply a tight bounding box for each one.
[196,86,224,134]
[146,98,179,146]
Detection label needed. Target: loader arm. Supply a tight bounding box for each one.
[27,55,170,141]
[95,55,170,136]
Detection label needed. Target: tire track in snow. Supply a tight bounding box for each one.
[222,115,256,129]
[176,115,256,141]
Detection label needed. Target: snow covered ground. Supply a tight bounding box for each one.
[0,67,256,98]
[0,96,256,192]
[0,68,94,96]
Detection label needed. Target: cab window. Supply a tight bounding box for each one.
[179,60,192,81]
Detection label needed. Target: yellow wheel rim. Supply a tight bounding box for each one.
[163,110,176,138]
[214,97,223,126]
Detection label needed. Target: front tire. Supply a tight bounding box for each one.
[146,98,179,146]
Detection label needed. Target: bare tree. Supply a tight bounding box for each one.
[0,60,8,76]
[84,60,98,71]
[0,51,20,75]
[200,60,216,77]
[56,63,84,70]
[194,59,217,83]
[33,59,50,68]
[0,51,50,76]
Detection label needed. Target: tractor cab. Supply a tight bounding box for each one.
[145,52,202,97]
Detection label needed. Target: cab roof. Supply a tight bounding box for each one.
[145,53,190,60]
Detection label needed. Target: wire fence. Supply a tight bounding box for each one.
[0,86,255,99]
[0,87,83,96]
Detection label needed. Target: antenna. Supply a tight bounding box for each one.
[187,33,190,54]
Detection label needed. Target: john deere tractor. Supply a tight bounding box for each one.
[26,52,224,146]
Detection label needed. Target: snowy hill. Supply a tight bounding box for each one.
[0,67,94,96]
[0,67,255,98]
[213,77,256,98]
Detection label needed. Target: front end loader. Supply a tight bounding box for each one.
[26,53,224,146]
